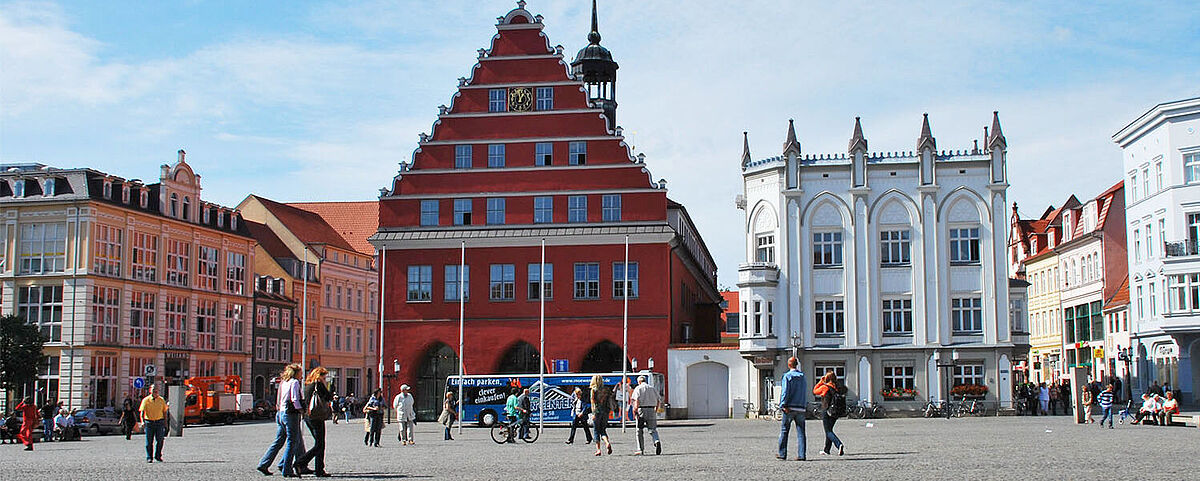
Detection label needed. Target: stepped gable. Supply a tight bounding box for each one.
[389,1,652,198]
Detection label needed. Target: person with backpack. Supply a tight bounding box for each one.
[812,370,845,456]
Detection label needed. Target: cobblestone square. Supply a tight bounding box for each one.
[4,415,1197,480]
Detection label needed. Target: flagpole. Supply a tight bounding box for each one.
[621,234,629,433]
[539,238,546,432]
[378,249,386,390]
[301,248,308,369]
[457,241,465,435]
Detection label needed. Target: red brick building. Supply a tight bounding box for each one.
[370,1,721,420]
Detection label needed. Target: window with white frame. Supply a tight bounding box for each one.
[882,298,913,335]
[766,301,774,335]
[569,141,587,165]
[164,295,188,348]
[952,297,983,333]
[1156,161,1163,191]
[131,232,158,282]
[129,291,155,347]
[953,363,985,387]
[534,196,553,224]
[573,262,600,299]
[1146,226,1154,259]
[488,88,506,112]
[601,194,621,222]
[527,263,551,299]
[756,234,775,264]
[91,286,120,344]
[949,228,980,264]
[880,230,911,265]
[196,300,218,350]
[256,305,268,327]
[613,262,638,298]
[93,225,122,277]
[18,285,62,342]
[1131,171,1139,200]
[1134,229,1142,262]
[486,198,506,225]
[445,265,469,301]
[166,239,190,287]
[535,86,553,110]
[281,309,292,330]
[752,300,762,335]
[224,303,245,352]
[269,307,280,329]
[882,364,915,390]
[489,264,515,301]
[407,265,433,302]
[453,199,472,225]
[1186,153,1200,184]
[197,246,219,291]
[19,223,67,274]
[813,231,843,267]
[487,144,505,168]
[335,325,342,350]
[813,363,846,381]
[535,143,553,166]
[455,145,472,169]
[256,338,266,361]
[814,300,845,335]
[1143,166,1150,199]
[268,339,278,362]
[420,200,439,226]
[568,195,587,223]
[226,252,246,295]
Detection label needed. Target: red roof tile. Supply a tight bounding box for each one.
[1104,275,1130,309]
[251,195,356,252]
[244,220,293,260]
[285,201,379,256]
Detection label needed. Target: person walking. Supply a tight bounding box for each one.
[516,388,532,441]
[777,357,808,461]
[39,399,56,443]
[14,397,39,451]
[813,371,845,456]
[345,394,357,421]
[565,388,592,445]
[330,394,341,425]
[139,384,170,463]
[295,366,333,477]
[1048,382,1060,415]
[589,375,614,456]
[119,394,137,440]
[631,375,662,455]
[438,391,457,441]
[1081,386,1095,424]
[1037,383,1050,415]
[363,389,385,447]
[257,363,305,477]
[393,385,416,445]
[1096,384,1115,429]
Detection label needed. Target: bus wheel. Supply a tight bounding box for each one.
[479,410,497,427]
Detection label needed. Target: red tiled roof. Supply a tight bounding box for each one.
[251,195,355,252]
[1104,275,1130,309]
[286,201,379,255]
[244,220,293,260]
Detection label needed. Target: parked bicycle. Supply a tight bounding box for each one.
[847,400,886,419]
[923,399,947,418]
[763,403,783,421]
[490,419,539,444]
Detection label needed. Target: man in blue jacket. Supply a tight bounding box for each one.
[777,357,807,461]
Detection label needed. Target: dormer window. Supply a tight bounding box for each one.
[182,197,191,221]
[230,215,238,231]
[139,191,148,208]
[13,179,24,198]
[44,179,55,196]
[217,210,225,228]
[202,206,210,224]
[102,181,112,199]
[122,186,130,204]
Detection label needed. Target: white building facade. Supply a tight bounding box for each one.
[737,113,1028,412]
[1114,97,1200,406]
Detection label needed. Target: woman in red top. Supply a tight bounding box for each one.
[812,371,845,456]
[14,397,38,451]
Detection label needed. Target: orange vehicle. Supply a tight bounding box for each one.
[184,376,250,425]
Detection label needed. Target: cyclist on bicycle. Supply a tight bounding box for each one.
[503,387,521,443]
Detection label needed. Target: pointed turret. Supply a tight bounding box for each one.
[916,113,936,152]
[782,119,801,157]
[572,0,619,127]
[988,111,1007,150]
[741,131,752,170]
[848,117,868,154]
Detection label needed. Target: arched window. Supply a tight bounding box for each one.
[170,193,179,217]
[182,196,191,221]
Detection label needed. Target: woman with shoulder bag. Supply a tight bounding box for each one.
[589,375,614,456]
[812,371,845,456]
[438,391,457,441]
[294,367,332,477]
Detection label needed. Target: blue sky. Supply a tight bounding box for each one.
[2,0,1199,288]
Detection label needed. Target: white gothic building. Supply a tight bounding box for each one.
[736,113,1029,412]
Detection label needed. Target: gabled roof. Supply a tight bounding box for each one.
[286,201,379,256]
[244,220,293,260]
[250,195,355,252]
[1104,275,1130,310]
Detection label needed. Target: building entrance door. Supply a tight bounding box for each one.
[686,362,729,418]
[417,343,458,421]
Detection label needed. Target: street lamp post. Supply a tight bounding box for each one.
[384,359,399,424]
[935,349,960,419]
[1117,346,1133,402]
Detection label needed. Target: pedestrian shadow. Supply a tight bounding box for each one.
[329,474,430,479]
[807,456,898,462]
[846,451,916,456]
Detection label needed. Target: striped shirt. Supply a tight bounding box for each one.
[1097,391,1114,409]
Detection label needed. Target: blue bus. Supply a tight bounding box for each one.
[447,372,665,427]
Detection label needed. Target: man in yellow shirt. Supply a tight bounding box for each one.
[139,384,169,463]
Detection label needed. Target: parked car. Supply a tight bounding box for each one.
[73,408,122,435]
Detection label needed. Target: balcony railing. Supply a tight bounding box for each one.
[737,262,779,286]
[1165,239,1200,258]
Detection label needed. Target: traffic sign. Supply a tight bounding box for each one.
[144,364,158,376]
[133,377,146,389]
[553,359,569,373]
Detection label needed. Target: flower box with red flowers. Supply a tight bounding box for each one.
[879,388,917,400]
[950,384,989,398]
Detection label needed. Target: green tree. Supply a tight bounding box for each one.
[0,314,47,399]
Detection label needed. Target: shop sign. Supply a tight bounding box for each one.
[752,356,775,366]
[1153,343,1178,359]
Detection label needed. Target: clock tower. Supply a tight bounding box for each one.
[571,0,619,127]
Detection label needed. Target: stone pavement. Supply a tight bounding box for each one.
[3,415,1197,480]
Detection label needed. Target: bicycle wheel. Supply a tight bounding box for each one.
[874,406,887,418]
[848,406,863,419]
[490,424,508,444]
[522,425,540,443]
